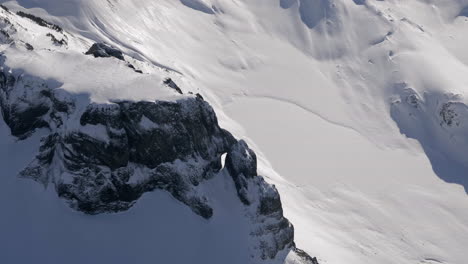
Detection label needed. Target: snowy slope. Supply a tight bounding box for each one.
[1,0,468,264]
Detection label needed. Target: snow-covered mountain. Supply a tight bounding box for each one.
[0,3,317,264]
[1,0,468,264]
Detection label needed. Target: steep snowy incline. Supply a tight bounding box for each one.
[226,96,468,264]
[1,1,468,264]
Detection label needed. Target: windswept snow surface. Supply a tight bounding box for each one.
[226,96,468,264]
[1,0,468,264]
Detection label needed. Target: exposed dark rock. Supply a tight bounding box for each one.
[440,102,459,127]
[0,28,10,41]
[225,140,257,204]
[3,103,50,138]
[14,90,235,217]
[0,63,309,259]
[163,78,183,94]
[294,248,320,264]
[85,43,125,61]
[196,93,204,100]
[46,33,67,46]
[0,8,319,263]
[259,186,283,215]
[0,72,50,138]
[16,11,63,33]
[127,63,143,73]
[0,4,10,12]
[0,17,16,44]
[226,140,301,260]
[25,42,34,50]
[226,140,257,178]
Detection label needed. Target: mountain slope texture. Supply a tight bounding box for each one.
[0,1,467,264]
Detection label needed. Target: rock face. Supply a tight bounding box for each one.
[20,94,235,217]
[0,65,313,261]
[0,8,318,263]
[226,140,295,260]
[85,43,125,60]
[0,60,233,217]
[16,10,63,32]
[163,78,183,94]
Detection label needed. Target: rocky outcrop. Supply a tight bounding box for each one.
[226,140,295,259]
[0,14,16,44]
[46,33,67,46]
[439,102,463,127]
[16,10,63,32]
[163,78,183,94]
[0,71,71,139]
[0,64,316,261]
[0,9,318,263]
[85,43,143,73]
[5,71,235,217]
[85,43,125,60]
